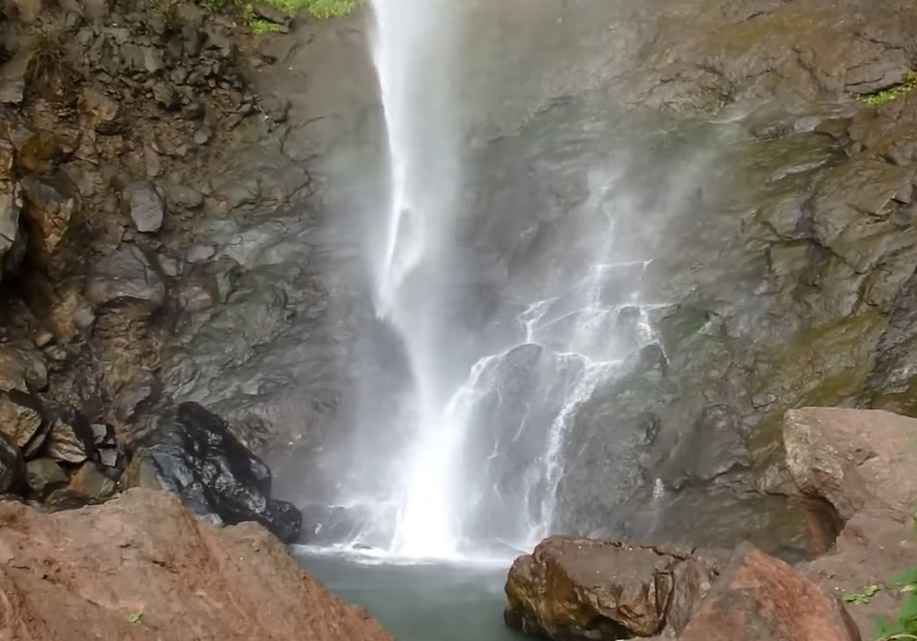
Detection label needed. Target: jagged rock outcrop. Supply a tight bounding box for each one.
[769,408,917,637]
[678,544,861,641]
[125,402,301,542]
[782,408,917,520]
[504,536,717,640]
[0,488,393,641]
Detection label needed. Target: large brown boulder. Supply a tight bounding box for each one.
[0,488,393,641]
[504,537,717,640]
[783,408,917,520]
[679,544,860,641]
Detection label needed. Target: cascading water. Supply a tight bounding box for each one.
[355,2,675,560]
[368,0,465,558]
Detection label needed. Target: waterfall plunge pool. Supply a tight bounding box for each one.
[294,549,527,641]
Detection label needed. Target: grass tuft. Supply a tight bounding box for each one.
[860,71,917,107]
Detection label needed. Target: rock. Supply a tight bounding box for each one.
[0,432,24,494]
[783,408,917,520]
[17,131,62,175]
[69,461,116,500]
[252,2,289,25]
[90,423,111,446]
[0,391,42,449]
[193,126,212,146]
[0,343,48,393]
[153,81,180,110]
[125,402,302,542]
[44,405,95,464]
[261,93,290,123]
[504,537,716,640]
[124,182,165,233]
[186,243,216,263]
[98,446,119,468]
[805,509,917,637]
[25,457,67,498]
[19,173,79,261]
[679,544,859,641]
[165,183,204,210]
[0,171,21,284]
[79,86,123,134]
[0,489,393,641]
[85,245,166,308]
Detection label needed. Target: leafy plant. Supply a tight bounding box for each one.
[844,584,882,605]
[127,612,144,624]
[875,569,917,641]
[860,71,917,107]
[250,17,283,34]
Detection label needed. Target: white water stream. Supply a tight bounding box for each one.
[366,0,666,559]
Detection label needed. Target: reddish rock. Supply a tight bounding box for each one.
[504,536,716,640]
[0,488,393,641]
[679,544,860,641]
[780,408,917,639]
[783,408,917,520]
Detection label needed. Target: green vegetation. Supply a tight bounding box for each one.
[874,569,917,641]
[250,17,284,33]
[127,612,144,624]
[265,0,357,18]
[201,0,357,20]
[844,584,882,605]
[843,567,917,641]
[861,72,917,107]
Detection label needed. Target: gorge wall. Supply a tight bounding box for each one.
[1,0,917,559]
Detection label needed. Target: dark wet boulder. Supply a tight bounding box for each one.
[125,402,302,542]
[25,457,67,498]
[0,432,24,494]
[504,536,717,640]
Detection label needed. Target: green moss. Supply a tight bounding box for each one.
[205,0,357,22]
[249,17,283,33]
[265,0,357,18]
[860,71,917,107]
[749,312,885,457]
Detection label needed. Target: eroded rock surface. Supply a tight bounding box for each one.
[0,489,393,641]
[774,408,917,637]
[783,408,917,520]
[679,544,860,641]
[504,536,717,640]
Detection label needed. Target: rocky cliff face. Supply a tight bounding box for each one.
[1,0,917,559]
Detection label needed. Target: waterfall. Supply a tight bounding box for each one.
[362,1,669,559]
[368,0,464,557]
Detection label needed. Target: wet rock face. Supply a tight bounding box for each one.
[504,536,717,640]
[85,245,166,308]
[0,432,25,493]
[125,402,301,542]
[0,489,394,641]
